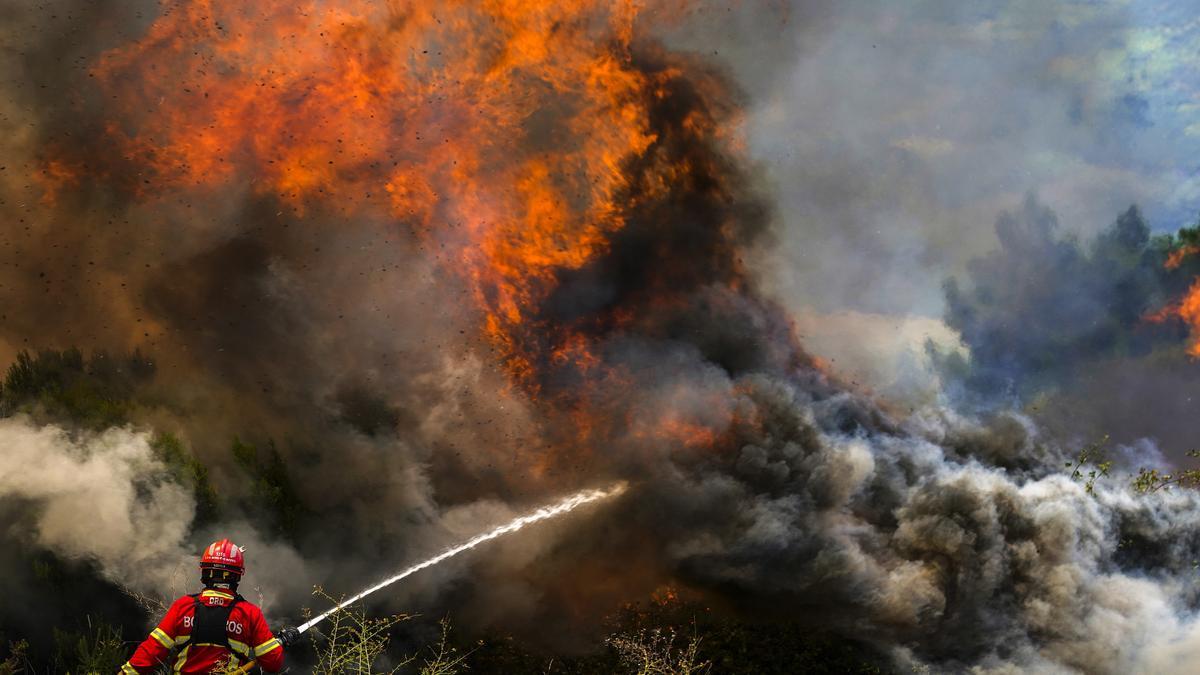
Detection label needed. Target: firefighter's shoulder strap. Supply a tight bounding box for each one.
[189,592,244,649]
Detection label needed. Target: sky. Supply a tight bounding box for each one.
[680,0,1200,317]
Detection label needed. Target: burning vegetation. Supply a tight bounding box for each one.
[6,1,1200,674]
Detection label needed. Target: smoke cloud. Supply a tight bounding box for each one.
[0,416,314,615]
[0,417,194,594]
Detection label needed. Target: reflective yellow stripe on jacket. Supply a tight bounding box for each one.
[173,645,190,673]
[229,638,252,657]
[150,627,173,649]
[120,662,138,675]
[255,637,282,656]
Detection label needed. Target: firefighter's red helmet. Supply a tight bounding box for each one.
[199,539,245,575]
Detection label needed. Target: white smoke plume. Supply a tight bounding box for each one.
[0,417,195,596]
[0,416,310,614]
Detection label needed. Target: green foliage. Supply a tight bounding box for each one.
[151,432,220,526]
[1064,436,1112,495]
[1173,224,1200,249]
[1064,436,1200,497]
[1064,437,1200,496]
[935,203,1200,402]
[31,555,63,587]
[0,348,154,428]
[231,437,307,540]
[51,617,126,675]
[0,637,29,675]
[1133,450,1200,493]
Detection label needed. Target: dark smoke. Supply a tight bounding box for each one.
[473,52,1200,670]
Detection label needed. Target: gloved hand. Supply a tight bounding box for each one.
[277,626,301,648]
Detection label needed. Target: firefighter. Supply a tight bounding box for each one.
[119,539,300,674]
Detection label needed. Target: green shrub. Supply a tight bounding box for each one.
[231,437,307,541]
[0,348,154,428]
[51,617,126,675]
[151,432,220,526]
[0,638,29,675]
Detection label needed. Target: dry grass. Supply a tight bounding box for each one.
[305,587,414,674]
[417,618,470,675]
[606,624,711,675]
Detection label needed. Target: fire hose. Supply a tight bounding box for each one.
[228,482,626,674]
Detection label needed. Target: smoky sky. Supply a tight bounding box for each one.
[678,0,1200,317]
[671,1,1200,456]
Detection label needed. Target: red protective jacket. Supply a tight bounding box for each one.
[120,588,285,674]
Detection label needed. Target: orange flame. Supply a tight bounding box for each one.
[1149,279,1200,358]
[1153,245,1200,357]
[36,159,85,205]
[48,1,793,481]
[83,1,671,386]
[1166,245,1200,270]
